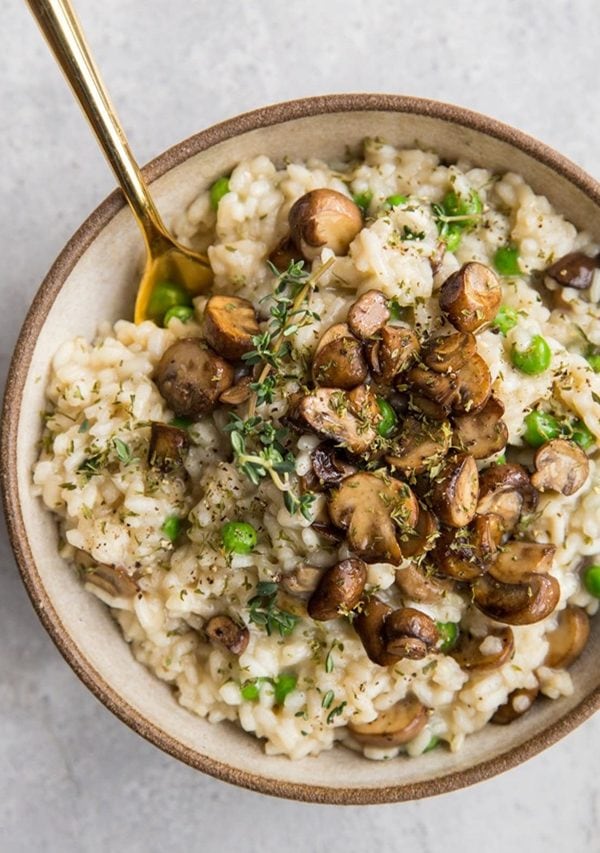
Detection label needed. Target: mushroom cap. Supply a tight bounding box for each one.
[84,563,138,598]
[383,607,440,658]
[491,687,540,724]
[450,626,515,671]
[147,422,189,472]
[544,606,590,669]
[347,290,390,340]
[422,331,477,373]
[368,325,421,383]
[296,385,380,455]
[203,294,260,360]
[453,395,508,459]
[531,438,590,496]
[545,251,599,290]
[347,696,428,746]
[205,615,249,655]
[312,336,368,389]
[476,463,538,533]
[488,540,556,584]
[439,262,502,332]
[155,338,234,418]
[289,188,363,260]
[428,452,480,528]
[395,562,452,604]
[307,558,368,621]
[386,415,451,476]
[472,572,560,625]
[353,596,401,666]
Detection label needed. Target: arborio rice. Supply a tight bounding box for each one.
[34,139,600,760]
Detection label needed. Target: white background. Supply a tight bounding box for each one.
[2,1,600,850]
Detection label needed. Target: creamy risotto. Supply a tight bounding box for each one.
[34,139,600,760]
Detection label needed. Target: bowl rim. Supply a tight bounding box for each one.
[3,92,600,804]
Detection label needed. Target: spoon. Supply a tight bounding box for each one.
[26,0,213,323]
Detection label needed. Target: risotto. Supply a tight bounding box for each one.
[33,139,600,760]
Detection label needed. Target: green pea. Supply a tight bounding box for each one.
[444,223,463,253]
[511,335,552,375]
[493,245,521,277]
[492,305,519,336]
[147,280,192,324]
[423,735,440,753]
[352,191,373,216]
[222,520,257,554]
[209,176,230,210]
[583,565,600,598]
[494,453,507,465]
[436,621,459,653]
[385,194,408,208]
[163,305,194,326]
[523,410,561,448]
[442,189,482,219]
[274,674,297,705]
[585,350,600,373]
[241,681,260,701]
[570,419,595,450]
[161,515,181,542]
[376,397,398,437]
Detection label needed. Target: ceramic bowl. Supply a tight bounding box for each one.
[3,94,599,804]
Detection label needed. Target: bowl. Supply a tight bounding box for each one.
[2,94,599,804]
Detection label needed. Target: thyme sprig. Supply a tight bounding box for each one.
[247,581,299,637]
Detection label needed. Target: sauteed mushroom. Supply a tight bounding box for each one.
[422,331,477,373]
[386,415,451,476]
[544,606,590,668]
[439,262,502,332]
[309,442,357,490]
[472,572,560,625]
[477,463,538,533]
[347,695,428,746]
[429,453,479,527]
[347,290,390,340]
[545,251,599,290]
[450,626,514,671]
[368,326,420,383]
[397,506,439,558]
[296,385,380,455]
[353,596,401,666]
[205,615,249,655]
[281,564,323,598]
[312,336,368,389]
[405,364,459,417]
[491,686,540,725]
[453,354,492,415]
[219,375,252,405]
[289,189,363,260]
[395,562,451,603]
[308,558,368,620]
[84,563,138,597]
[453,395,508,458]
[383,607,439,658]
[268,235,299,271]
[531,438,590,495]
[203,294,260,360]
[147,422,189,472]
[433,513,503,581]
[155,338,234,418]
[488,540,556,583]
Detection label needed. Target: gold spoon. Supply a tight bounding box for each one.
[26,0,213,323]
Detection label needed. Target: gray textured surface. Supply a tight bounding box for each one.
[2,1,600,850]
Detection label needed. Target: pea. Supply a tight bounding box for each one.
[385,194,408,208]
[161,515,181,542]
[376,397,398,437]
[583,565,600,598]
[423,735,440,753]
[222,520,257,554]
[164,305,194,326]
[492,305,519,336]
[523,410,561,448]
[493,245,521,277]
[444,223,463,253]
[274,674,297,704]
[147,280,192,324]
[436,621,459,653]
[241,681,260,701]
[209,176,230,210]
[442,189,482,219]
[570,419,595,450]
[511,335,552,375]
[352,191,373,216]
[495,453,507,465]
[585,349,600,373]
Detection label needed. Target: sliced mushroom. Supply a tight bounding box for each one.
[439,262,502,333]
[422,331,477,374]
[472,572,560,625]
[312,336,368,389]
[453,395,508,459]
[347,696,428,746]
[314,323,353,354]
[328,472,419,564]
[281,564,324,598]
[405,364,459,417]
[432,513,503,581]
[428,453,479,528]
[205,615,249,655]
[544,606,590,669]
[546,252,599,290]
[397,506,439,558]
[219,375,252,405]
[450,627,515,672]
[477,463,538,534]
[309,442,357,490]
[155,338,234,418]
[453,354,492,415]
[84,563,138,597]
[491,686,540,725]
[531,438,590,496]
[383,607,439,659]
[203,295,260,360]
[409,394,451,422]
[296,385,380,455]
[386,415,452,476]
[308,558,368,620]
[268,235,300,271]
[289,189,363,260]
[347,290,390,340]
[311,521,344,543]
[488,540,556,584]
[395,562,451,603]
[367,326,421,383]
[147,422,189,472]
[353,596,401,666]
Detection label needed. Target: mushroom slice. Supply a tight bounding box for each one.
[491,687,540,725]
[422,331,477,373]
[353,596,401,666]
[531,438,590,496]
[477,463,538,534]
[450,627,515,672]
[439,262,503,332]
[203,295,260,360]
[309,442,357,491]
[219,375,252,405]
[314,322,353,354]
[383,607,440,659]
[453,395,508,459]
[544,606,590,669]
[452,354,492,415]
[289,188,363,260]
[488,540,556,584]
[429,453,479,528]
[205,615,249,655]
[395,562,451,603]
[312,336,368,389]
[368,326,421,383]
[409,394,451,422]
[398,507,439,558]
[296,385,380,455]
[347,290,390,340]
[545,251,599,290]
[472,572,560,625]
[386,415,452,476]
[155,338,234,418]
[281,564,324,598]
[405,364,459,416]
[268,235,300,272]
[347,696,428,746]
[311,521,344,543]
[85,563,138,597]
[308,558,368,620]
[432,513,503,581]
[328,473,419,564]
[147,422,189,472]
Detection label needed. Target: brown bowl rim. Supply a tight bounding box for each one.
[2,93,600,805]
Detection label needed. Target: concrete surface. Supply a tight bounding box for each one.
[1,0,599,850]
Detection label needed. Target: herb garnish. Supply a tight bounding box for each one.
[326,701,347,724]
[247,581,299,637]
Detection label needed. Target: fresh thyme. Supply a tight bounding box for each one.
[247,581,299,637]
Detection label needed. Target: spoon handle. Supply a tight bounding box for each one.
[25,0,166,246]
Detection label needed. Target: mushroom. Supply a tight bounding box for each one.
[395,562,451,603]
[545,251,599,290]
[397,506,439,558]
[353,596,401,666]
[347,696,428,746]
[219,375,252,405]
[450,627,515,671]
[347,290,390,340]
[428,453,479,528]
[84,563,138,597]
[544,606,590,669]
[205,615,249,655]
[386,415,452,476]
[383,607,439,659]
[439,262,503,333]
[268,235,300,271]
[432,513,503,581]
[367,326,420,383]
[203,294,260,360]
[312,336,368,389]
[310,520,344,543]
[488,540,556,584]
[531,438,590,496]
[309,442,357,490]
[155,338,234,418]
[328,472,419,564]
[281,564,324,598]
[405,364,459,417]
[307,558,368,620]
[453,395,508,459]
[147,422,189,472]
[422,331,477,373]
[452,354,492,415]
[472,572,560,625]
[490,687,540,725]
[296,385,380,455]
[476,463,538,534]
[288,189,363,260]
